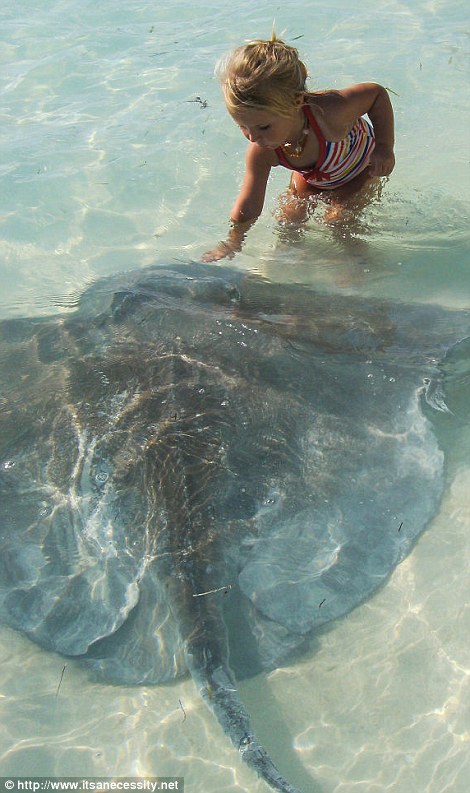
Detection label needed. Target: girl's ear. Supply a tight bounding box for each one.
[294,93,305,108]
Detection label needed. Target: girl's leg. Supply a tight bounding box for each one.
[274,170,384,256]
[276,173,322,224]
[278,169,383,225]
[322,171,383,224]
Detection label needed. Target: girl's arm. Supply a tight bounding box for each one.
[328,83,395,177]
[202,144,273,262]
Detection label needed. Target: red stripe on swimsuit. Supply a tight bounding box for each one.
[276,104,375,190]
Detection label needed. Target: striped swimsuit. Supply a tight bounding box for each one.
[276,104,375,190]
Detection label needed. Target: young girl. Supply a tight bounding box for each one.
[202,35,395,261]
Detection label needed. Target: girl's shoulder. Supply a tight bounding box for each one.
[304,89,345,114]
[304,85,377,139]
[246,140,278,169]
[303,90,350,140]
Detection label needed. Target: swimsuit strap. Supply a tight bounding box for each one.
[302,103,326,145]
[302,104,327,168]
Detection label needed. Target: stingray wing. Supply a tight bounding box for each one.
[237,347,443,647]
[0,316,173,671]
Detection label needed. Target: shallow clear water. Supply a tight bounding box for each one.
[0,0,469,791]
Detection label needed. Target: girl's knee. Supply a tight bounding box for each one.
[290,172,319,199]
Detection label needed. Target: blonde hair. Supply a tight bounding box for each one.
[217,38,308,119]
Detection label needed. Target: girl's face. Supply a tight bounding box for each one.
[230,105,303,149]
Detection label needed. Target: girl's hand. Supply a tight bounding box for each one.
[201,241,237,262]
[201,218,255,262]
[368,143,395,177]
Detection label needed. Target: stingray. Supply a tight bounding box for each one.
[0,263,468,792]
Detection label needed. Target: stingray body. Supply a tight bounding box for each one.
[0,263,468,792]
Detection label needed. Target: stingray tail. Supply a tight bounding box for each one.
[187,656,303,793]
